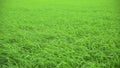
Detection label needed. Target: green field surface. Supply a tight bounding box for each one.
[0,0,120,68]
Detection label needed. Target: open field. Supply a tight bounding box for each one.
[0,0,120,68]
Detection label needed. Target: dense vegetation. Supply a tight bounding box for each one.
[0,0,120,68]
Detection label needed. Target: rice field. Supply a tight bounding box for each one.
[0,0,120,68]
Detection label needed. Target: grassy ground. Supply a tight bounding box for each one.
[0,0,120,68]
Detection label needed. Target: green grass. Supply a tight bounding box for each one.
[0,0,120,68]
